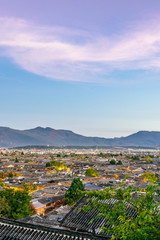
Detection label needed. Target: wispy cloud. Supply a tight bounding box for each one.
[1,17,160,82]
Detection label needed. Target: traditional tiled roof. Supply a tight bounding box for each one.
[31,200,45,210]
[0,217,106,239]
[61,196,137,237]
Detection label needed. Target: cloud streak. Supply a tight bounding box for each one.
[1,17,160,82]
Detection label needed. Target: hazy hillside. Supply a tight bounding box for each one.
[0,127,160,147]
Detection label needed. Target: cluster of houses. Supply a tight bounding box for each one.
[0,148,159,221]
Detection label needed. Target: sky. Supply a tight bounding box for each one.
[1,0,160,138]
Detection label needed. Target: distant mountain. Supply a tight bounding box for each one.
[0,127,160,147]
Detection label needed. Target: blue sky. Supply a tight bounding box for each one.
[1,0,160,137]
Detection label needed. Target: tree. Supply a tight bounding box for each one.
[21,182,38,193]
[140,172,157,183]
[65,178,85,205]
[110,159,116,165]
[46,160,68,170]
[15,157,19,163]
[85,185,160,240]
[99,152,104,157]
[8,171,14,178]
[0,182,5,187]
[85,168,99,177]
[46,162,51,167]
[0,196,10,216]
[117,160,122,165]
[0,189,32,219]
[144,156,153,163]
[0,172,7,179]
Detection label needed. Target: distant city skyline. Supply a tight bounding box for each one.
[1,0,160,137]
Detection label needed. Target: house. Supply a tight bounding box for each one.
[30,200,45,215]
[31,195,64,215]
[0,217,106,239]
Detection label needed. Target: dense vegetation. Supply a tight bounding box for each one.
[0,189,33,219]
[86,185,160,240]
[46,160,68,171]
[65,178,85,205]
[110,159,122,165]
[0,171,21,179]
[85,168,99,177]
[140,172,157,183]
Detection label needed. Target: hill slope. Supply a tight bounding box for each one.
[0,127,160,147]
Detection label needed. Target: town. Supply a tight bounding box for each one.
[0,146,159,229]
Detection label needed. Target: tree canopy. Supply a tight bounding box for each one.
[140,172,157,183]
[85,168,99,177]
[85,185,160,240]
[144,156,153,163]
[65,177,85,205]
[46,160,68,171]
[0,189,33,219]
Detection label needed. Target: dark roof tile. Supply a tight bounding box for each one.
[0,217,107,240]
[61,196,137,237]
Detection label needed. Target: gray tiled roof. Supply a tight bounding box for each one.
[61,196,137,237]
[0,217,106,239]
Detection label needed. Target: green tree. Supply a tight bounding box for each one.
[144,156,153,163]
[117,160,122,165]
[99,152,104,157]
[46,162,51,167]
[85,185,160,240]
[0,189,32,219]
[140,172,157,183]
[0,196,10,216]
[15,157,19,163]
[0,182,5,187]
[85,168,99,177]
[65,178,85,205]
[110,159,116,165]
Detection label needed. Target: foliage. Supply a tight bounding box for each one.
[8,171,21,178]
[85,168,99,177]
[0,172,8,179]
[0,189,32,219]
[65,177,85,205]
[46,160,68,170]
[140,172,157,183]
[46,162,52,167]
[21,183,38,193]
[99,152,105,157]
[8,171,14,178]
[15,157,19,163]
[144,156,153,163]
[110,159,116,165]
[0,196,10,215]
[0,182,5,187]
[25,159,32,163]
[117,160,122,165]
[132,156,140,160]
[85,185,160,240]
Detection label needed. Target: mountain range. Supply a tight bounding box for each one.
[0,126,160,148]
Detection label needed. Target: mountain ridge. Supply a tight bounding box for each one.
[0,126,160,147]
